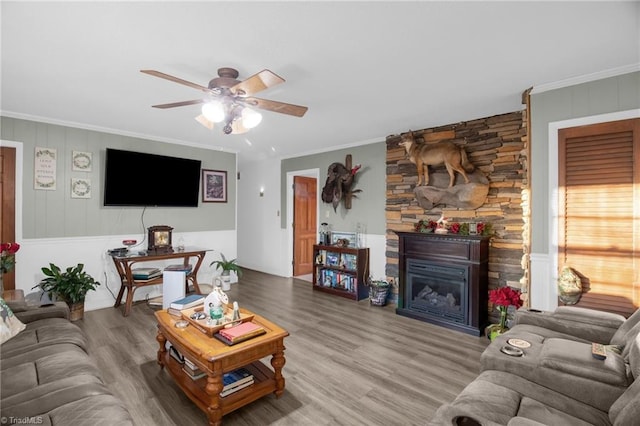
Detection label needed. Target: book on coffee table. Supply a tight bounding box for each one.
[220,379,254,397]
[214,322,266,345]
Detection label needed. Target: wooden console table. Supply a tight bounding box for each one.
[110,247,209,316]
[155,309,289,425]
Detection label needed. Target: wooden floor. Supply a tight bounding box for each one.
[78,269,488,426]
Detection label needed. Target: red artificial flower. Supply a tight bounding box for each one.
[489,286,523,308]
[477,223,485,234]
[449,223,460,234]
[1,242,20,254]
[1,242,20,274]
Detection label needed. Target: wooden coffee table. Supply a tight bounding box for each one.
[155,309,289,426]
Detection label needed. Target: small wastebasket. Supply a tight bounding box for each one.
[368,280,390,306]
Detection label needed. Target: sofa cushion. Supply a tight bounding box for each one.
[482,332,628,411]
[0,297,26,344]
[611,308,640,346]
[0,317,87,358]
[1,380,133,426]
[430,370,611,426]
[1,345,103,399]
[517,397,595,426]
[540,338,631,387]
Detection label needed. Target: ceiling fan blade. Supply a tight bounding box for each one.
[231,69,284,96]
[153,99,204,109]
[141,70,213,93]
[246,97,308,117]
[195,114,214,130]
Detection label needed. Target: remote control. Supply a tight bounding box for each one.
[592,343,607,360]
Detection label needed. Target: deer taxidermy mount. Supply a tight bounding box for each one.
[321,154,362,212]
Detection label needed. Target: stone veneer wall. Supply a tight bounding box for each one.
[385,110,530,307]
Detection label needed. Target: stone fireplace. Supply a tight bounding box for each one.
[396,231,489,336]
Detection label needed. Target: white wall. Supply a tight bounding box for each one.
[237,157,387,281]
[237,159,289,277]
[14,230,237,311]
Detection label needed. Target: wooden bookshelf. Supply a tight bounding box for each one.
[312,244,369,301]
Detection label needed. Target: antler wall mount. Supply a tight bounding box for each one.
[321,154,362,212]
[141,67,308,135]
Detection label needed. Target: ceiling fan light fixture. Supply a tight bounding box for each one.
[201,100,225,123]
[241,107,262,129]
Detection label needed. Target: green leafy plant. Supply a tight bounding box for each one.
[33,263,100,304]
[209,253,243,277]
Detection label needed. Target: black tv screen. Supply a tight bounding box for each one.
[104,148,201,207]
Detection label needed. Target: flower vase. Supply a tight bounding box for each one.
[486,307,509,341]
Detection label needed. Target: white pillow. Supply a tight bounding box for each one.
[0,297,26,344]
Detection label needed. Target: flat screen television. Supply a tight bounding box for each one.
[104,148,202,207]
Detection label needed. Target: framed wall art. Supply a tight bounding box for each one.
[34,147,57,190]
[330,231,358,248]
[71,178,91,199]
[202,169,227,203]
[72,151,93,171]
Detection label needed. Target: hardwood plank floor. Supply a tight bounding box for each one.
[77,269,488,425]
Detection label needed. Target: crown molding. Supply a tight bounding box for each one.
[530,63,640,95]
[0,111,237,154]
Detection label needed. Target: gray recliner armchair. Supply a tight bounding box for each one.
[430,306,640,425]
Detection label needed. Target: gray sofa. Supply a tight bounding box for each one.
[0,301,133,425]
[430,306,640,425]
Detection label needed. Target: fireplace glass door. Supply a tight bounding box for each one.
[406,259,468,324]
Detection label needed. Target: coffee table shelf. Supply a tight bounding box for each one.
[155,309,288,425]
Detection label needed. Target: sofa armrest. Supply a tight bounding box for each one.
[506,419,548,426]
[13,302,70,323]
[430,404,503,426]
[514,307,625,343]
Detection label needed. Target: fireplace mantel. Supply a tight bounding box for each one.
[395,231,490,336]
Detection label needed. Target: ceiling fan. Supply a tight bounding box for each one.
[141,67,308,135]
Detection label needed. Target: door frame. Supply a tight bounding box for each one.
[286,168,320,277]
[1,140,23,243]
[539,109,640,310]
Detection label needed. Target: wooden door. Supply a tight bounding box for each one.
[293,176,317,276]
[1,147,17,291]
[558,118,640,316]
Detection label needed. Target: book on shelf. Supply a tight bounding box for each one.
[223,367,253,390]
[164,263,193,273]
[182,366,207,380]
[326,252,340,266]
[131,267,162,280]
[183,357,197,370]
[169,345,184,364]
[182,363,202,376]
[220,379,254,397]
[170,294,204,310]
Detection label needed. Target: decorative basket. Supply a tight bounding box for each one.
[368,280,390,306]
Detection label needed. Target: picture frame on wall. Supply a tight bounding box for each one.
[202,169,227,203]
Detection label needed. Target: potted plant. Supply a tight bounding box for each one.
[33,263,100,321]
[209,253,242,291]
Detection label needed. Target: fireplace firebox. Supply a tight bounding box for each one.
[395,232,489,336]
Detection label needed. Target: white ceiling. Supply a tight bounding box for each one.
[2,1,639,164]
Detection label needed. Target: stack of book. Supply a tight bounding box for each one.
[221,367,254,397]
[167,294,204,317]
[182,357,206,380]
[131,267,162,280]
[214,321,266,345]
